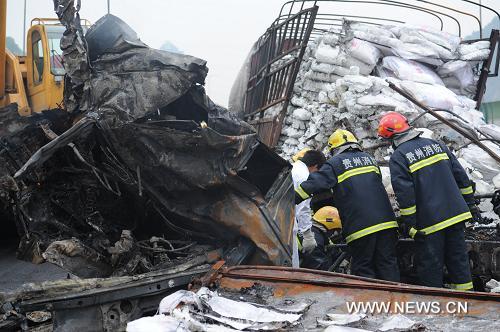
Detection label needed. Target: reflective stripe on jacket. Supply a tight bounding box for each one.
[389,136,473,236]
[297,149,397,243]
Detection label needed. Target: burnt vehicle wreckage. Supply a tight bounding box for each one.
[0,1,294,330]
[0,0,500,331]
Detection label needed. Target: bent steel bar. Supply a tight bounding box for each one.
[279,0,461,34]
[460,0,500,38]
[415,0,481,37]
[281,0,500,38]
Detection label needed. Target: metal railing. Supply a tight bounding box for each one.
[243,6,318,147]
[279,1,500,38]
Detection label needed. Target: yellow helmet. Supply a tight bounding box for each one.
[328,129,358,150]
[312,206,342,231]
[291,148,312,162]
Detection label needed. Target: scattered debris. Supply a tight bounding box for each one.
[324,326,370,332]
[318,313,366,327]
[485,279,500,293]
[26,311,52,323]
[378,314,417,331]
[127,287,306,331]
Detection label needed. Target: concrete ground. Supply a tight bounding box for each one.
[0,240,69,293]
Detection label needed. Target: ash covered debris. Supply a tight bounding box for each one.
[0,3,294,279]
[127,287,308,331]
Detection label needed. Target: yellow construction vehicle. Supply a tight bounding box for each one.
[0,0,69,116]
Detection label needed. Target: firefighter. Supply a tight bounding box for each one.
[295,129,400,282]
[299,206,342,270]
[378,111,475,290]
[291,149,326,268]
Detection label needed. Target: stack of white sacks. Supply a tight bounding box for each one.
[276,20,500,220]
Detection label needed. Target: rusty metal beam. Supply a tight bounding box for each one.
[475,29,500,108]
[220,265,500,301]
[388,81,500,164]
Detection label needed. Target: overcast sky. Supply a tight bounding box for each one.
[6,0,500,106]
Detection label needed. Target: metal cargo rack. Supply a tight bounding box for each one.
[243,0,500,148]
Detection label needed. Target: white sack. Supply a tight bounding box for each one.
[344,57,374,75]
[418,29,461,51]
[398,26,461,51]
[442,76,462,89]
[493,173,500,189]
[460,49,490,61]
[399,81,462,110]
[311,61,352,76]
[474,179,495,196]
[305,70,342,83]
[349,22,396,38]
[353,30,400,50]
[459,41,490,55]
[315,43,374,75]
[479,124,500,141]
[337,75,374,93]
[356,94,406,109]
[346,38,382,66]
[452,106,485,128]
[459,142,500,182]
[382,56,444,85]
[399,32,456,59]
[315,42,344,65]
[391,42,440,62]
[438,60,474,87]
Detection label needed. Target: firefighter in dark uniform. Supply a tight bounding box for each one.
[298,206,342,270]
[378,112,475,290]
[295,129,400,282]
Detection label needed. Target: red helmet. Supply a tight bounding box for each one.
[378,112,410,139]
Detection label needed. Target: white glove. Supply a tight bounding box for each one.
[301,228,317,254]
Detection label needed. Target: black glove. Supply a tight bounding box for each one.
[412,230,426,240]
[468,204,482,223]
[398,223,408,238]
[295,192,304,205]
[492,190,500,217]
